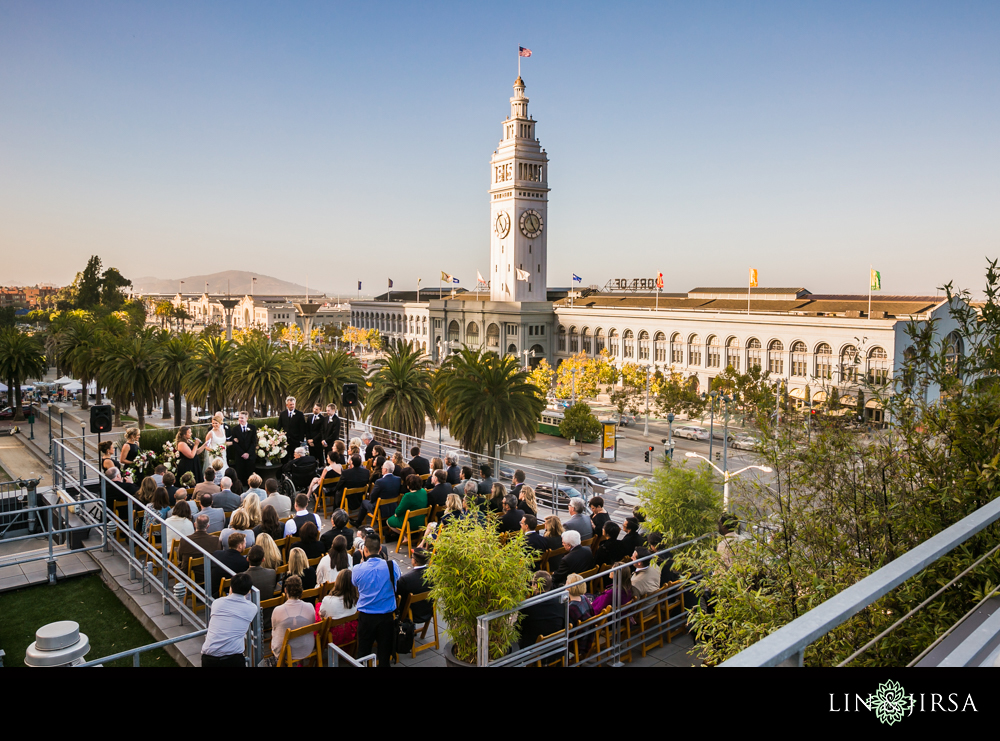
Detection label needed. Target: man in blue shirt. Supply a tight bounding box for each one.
[351,532,401,667]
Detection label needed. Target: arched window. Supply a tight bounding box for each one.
[638,330,650,360]
[654,332,666,362]
[688,334,702,367]
[595,328,606,354]
[507,343,518,356]
[768,340,784,374]
[840,345,859,383]
[557,325,567,352]
[581,327,592,355]
[747,338,762,370]
[608,329,619,357]
[448,320,460,343]
[466,321,480,346]
[623,329,635,358]
[815,343,832,380]
[726,337,740,370]
[569,326,579,353]
[670,333,683,364]
[867,346,889,384]
[707,335,721,368]
[790,341,807,377]
[422,316,427,336]
[487,323,500,349]
[944,332,963,379]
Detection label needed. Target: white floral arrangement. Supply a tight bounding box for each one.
[127,449,158,479]
[204,439,227,459]
[255,425,287,465]
[160,440,180,474]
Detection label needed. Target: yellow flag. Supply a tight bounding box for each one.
[749,268,758,288]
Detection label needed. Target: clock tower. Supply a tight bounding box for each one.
[490,76,549,302]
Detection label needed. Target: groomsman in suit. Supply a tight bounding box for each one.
[229,411,257,487]
[306,402,325,462]
[278,396,307,465]
[322,403,342,453]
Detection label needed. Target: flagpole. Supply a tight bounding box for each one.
[518,45,521,77]
[748,268,751,316]
[868,264,872,321]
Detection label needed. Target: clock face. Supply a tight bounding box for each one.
[495,210,511,239]
[520,209,543,239]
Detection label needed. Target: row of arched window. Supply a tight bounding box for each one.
[556,326,890,383]
[351,312,428,337]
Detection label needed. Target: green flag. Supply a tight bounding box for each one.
[870,269,881,291]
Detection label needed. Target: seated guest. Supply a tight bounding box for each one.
[143,486,171,539]
[245,544,278,598]
[210,532,250,598]
[488,482,507,515]
[283,493,322,538]
[430,456,444,474]
[255,533,284,570]
[262,477,291,519]
[594,521,625,566]
[520,514,549,555]
[619,517,643,559]
[194,467,221,497]
[566,572,593,625]
[319,569,359,648]
[563,497,593,540]
[270,575,317,665]
[213,477,241,513]
[510,469,526,498]
[241,473,267,503]
[542,516,564,550]
[364,460,401,521]
[427,469,453,509]
[308,450,343,499]
[320,508,355,552]
[219,508,256,550]
[164,501,194,554]
[552,529,595,587]
[179,471,196,491]
[476,464,495,496]
[589,497,610,535]
[337,455,372,524]
[173,489,197,523]
[278,547,316,593]
[224,468,243,497]
[296,520,324,560]
[518,484,538,518]
[646,531,681,585]
[162,471,180,505]
[459,465,475,487]
[391,451,406,477]
[499,494,525,534]
[316,534,350,585]
[396,547,433,624]
[591,560,635,614]
[387,474,428,535]
[462,481,487,526]
[152,464,166,487]
[408,446,430,476]
[439,493,465,528]
[630,546,662,618]
[416,522,438,551]
[196,492,225,534]
[445,453,461,486]
[211,458,225,485]
[398,467,416,491]
[518,571,564,648]
[254,503,284,541]
[179,514,220,583]
[240,494,262,530]
[283,446,318,492]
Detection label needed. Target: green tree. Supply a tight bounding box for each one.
[438,348,544,456]
[56,316,102,409]
[185,336,234,415]
[636,460,722,546]
[366,341,437,439]
[558,402,602,445]
[152,332,196,426]
[231,339,288,417]
[99,266,132,311]
[76,256,104,310]
[0,329,47,421]
[653,368,706,418]
[290,349,366,415]
[527,358,555,400]
[103,331,158,429]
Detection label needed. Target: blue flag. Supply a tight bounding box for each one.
[572,274,582,283]
[358,281,362,291]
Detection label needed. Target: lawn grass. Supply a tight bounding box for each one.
[0,574,179,667]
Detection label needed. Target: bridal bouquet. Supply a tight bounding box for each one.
[204,439,227,458]
[255,426,287,466]
[160,441,180,474]
[127,449,158,479]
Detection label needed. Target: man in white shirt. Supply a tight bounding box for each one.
[283,493,323,538]
[201,573,257,667]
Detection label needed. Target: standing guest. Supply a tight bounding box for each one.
[213,477,241,513]
[194,466,220,497]
[255,532,284,570]
[254,504,284,541]
[219,509,256,550]
[427,469,453,509]
[99,440,117,474]
[518,484,538,518]
[278,396,307,465]
[262,477,291,519]
[352,533,401,667]
[241,473,266,503]
[408,446,430,476]
[210,533,250,598]
[164,501,194,554]
[120,427,140,467]
[269,575,317,665]
[228,411,257,487]
[396,547,433,623]
[319,569,359,648]
[589,497,610,536]
[201,573,256,667]
[245,545,278,599]
[387,474,428,536]
[445,453,461,486]
[316,534,350,585]
[563,498,593,540]
[283,493,322,538]
[306,403,326,462]
[322,403,342,454]
[320,509,355,552]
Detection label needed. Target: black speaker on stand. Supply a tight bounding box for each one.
[90,405,113,463]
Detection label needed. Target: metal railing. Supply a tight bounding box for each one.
[0,477,42,539]
[325,642,376,667]
[76,629,209,667]
[720,495,1000,667]
[474,537,708,667]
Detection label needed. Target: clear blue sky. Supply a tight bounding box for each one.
[2,1,998,297]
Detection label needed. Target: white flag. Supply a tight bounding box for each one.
[477,270,486,284]
[516,268,531,281]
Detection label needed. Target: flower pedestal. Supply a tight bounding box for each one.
[254,462,283,486]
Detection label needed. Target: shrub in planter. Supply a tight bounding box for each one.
[426,512,534,663]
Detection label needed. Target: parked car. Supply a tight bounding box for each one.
[605,475,648,507]
[673,425,709,441]
[534,483,587,512]
[0,405,33,420]
[563,462,610,486]
[730,434,760,450]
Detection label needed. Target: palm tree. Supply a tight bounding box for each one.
[184,335,235,416]
[0,329,47,422]
[366,341,436,439]
[103,330,158,429]
[290,349,366,419]
[231,338,287,417]
[57,316,101,410]
[152,331,197,426]
[438,348,544,456]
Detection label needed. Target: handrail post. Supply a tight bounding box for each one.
[27,476,38,535]
[563,591,571,667]
[476,613,489,667]
[610,563,623,666]
[46,506,56,584]
[80,423,86,486]
[100,475,109,551]
[204,557,213,622]
[250,587,262,666]
[161,523,170,614]
[126,498,135,579]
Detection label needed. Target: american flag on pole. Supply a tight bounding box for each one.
[519,47,532,57]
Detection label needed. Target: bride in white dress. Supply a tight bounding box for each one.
[203,413,230,475]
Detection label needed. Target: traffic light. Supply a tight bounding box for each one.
[644,445,653,462]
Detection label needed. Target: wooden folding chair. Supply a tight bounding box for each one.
[532,629,567,667]
[636,586,666,657]
[419,473,431,485]
[339,486,368,517]
[219,576,232,599]
[324,614,359,659]
[569,606,612,665]
[395,506,431,555]
[366,495,400,542]
[223,511,233,526]
[300,586,321,602]
[663,579,687,643]
[539,546,566,573]
[112,500,128,543]
[589,533,606,556]
[307,556,323,568]
[185,557,205,614]
[273,536,288,555]
[400,591,439,657]
[259,593,287,655]
[284,536,301,560]
[426,504,444,524]
[276,620,324,667]
[580,535,595,549]
[144,523,163,576]
[317,472,341,518]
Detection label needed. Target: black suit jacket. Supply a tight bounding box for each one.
[427,482,453,509]
[209,548,249,598]
[278,409,307,447]
[552,545,595,587]
[229,424,257,465]
[519,596,565,647]
[446,465,461,486]
[409,455,430,476]
[307,414,326,447]
[369,474,401,520]
[322,414,341,449]
[500,508,525,533]
[338,466,372,511]
[396,566,433,624]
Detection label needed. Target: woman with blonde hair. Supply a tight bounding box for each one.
[219,508,255,550]
[518,484,538,517]
[240,493,262,529]
[120,427,140,467]
[543,516,564,550]
[243,472,266,503]
[391,451,405,477]
[279,547,316,593]
[255,532,283,570]
[137,476,158,505]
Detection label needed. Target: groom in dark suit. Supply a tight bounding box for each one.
[229,411,257,487]
[306,402,326,462]
[278,396,307,465]
[322,403,342,453]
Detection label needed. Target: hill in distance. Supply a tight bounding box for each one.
[132,270,323,296]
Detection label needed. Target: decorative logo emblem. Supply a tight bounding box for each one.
[868,680,915,725]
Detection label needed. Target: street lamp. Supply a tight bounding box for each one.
[522,348,535,370]
[495,438,529,466]
[685,451,772,511]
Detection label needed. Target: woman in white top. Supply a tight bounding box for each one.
[203,413,230,471]
[319,570,359,621]
[164,501,195,554]
[315,534,351,585]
